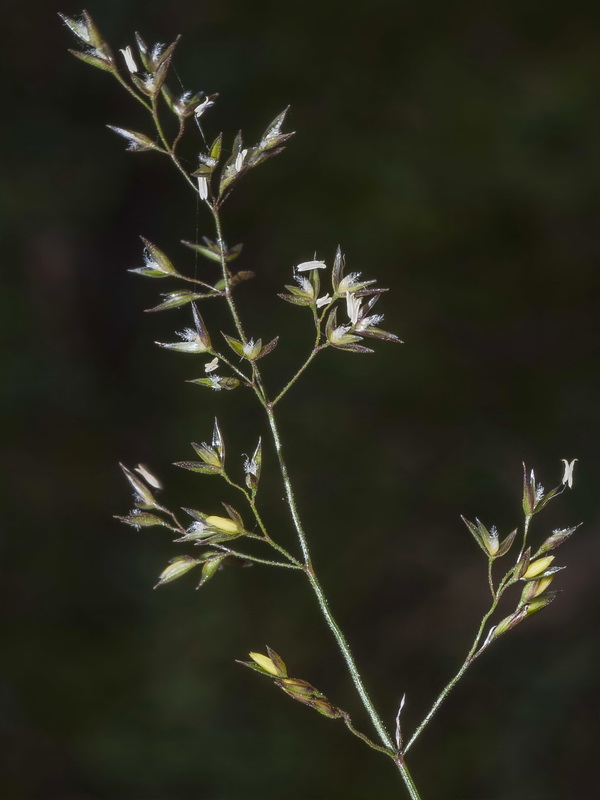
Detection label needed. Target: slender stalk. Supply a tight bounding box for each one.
[211,211,251,345]
[112,70,152,112]
[487,558,495,599]
[209,350,253,386]
[263,407,311,564]
[517,514,531,561]
[269,400,423,800]
[172,115,186,152]
[272,307,328,406]
[211,544,301,569]
[404,594,501,754]
[272,344,324,406]
[150,95,199,193]
[303,559,394,749]
[341,713,395,757]
[245,531,303,567]
[177,276,223,291]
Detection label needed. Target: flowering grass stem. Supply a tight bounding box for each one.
[63,18,580,795]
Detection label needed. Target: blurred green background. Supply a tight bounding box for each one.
[3,0,600,797]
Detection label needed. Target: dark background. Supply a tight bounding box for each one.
[3,1,600,798]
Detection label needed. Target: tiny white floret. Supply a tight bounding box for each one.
[345,292,361,325]
[198,177,209,200]
[234,148,248,172]
[119,46,138,74]
[316,293,332,308]
[295,260,326,272]
[204,357,219,373]
[561,458,578,488]
[194,96,215,118]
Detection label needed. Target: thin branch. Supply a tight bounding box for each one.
[487,558,495,599]
[112,70,152,112]
[150,95,199,194]
[211,544,301,569]
[272,344,325,406]
[341,713,395,757]
[403,599,499,754]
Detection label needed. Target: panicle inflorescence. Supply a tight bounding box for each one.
[62,11,583,799]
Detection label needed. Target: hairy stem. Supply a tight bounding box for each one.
[210,350,253,386]
[487,558,495,599]
[341,713,395,757]
[112,70,152,112]
[150,95,199,193]
[273,344,325,406]
[395,757,422,800]
[265,404,396,753]
[211,544,301,569]
[272,308,327,406]
[517,514,532,562]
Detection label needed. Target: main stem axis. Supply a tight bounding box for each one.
[211,205,422,799]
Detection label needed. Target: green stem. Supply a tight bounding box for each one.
[395,758,422,800]
[272,306,327,406]
[178,276,223,291]
[265,405,395,753]
[210,350,253,386]
[211,211,251,342]
[487,558,495,599]
[112,70,152,112]
[245,531,303,567]
[172,115,186,152]
[272,344,324,406]
[150,95,199,194]
[305,563,395,749]
[211,544,300,569]
[517,515,532,562]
